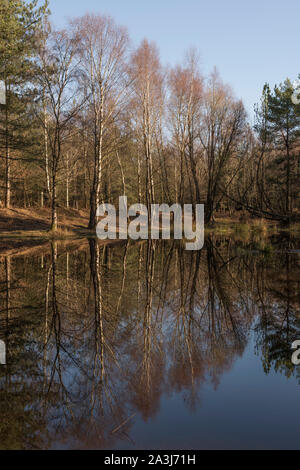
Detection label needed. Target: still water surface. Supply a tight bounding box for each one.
[0,235,299,450]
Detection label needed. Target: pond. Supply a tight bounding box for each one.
[0,234,299,450]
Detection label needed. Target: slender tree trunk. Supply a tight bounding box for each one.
[5,256,11,332]
[117,149,126,196]
[5,81,10,209]
[44,95,51,199]
[286,142,291,217]
[84,145,88,209]
[89,157,101,229]
[66,152,69,209]
[89,109,103,230]
[51,172,58,231]
[138,152,142,204]
[188,125,201,206]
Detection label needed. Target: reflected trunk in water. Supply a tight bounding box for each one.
[0,234,299,449]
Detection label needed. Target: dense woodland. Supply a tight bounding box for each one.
[1,0,300,230]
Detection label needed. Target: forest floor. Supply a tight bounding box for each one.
[0,207,125,256]
[0,207,91,239]
[0,208,299,242]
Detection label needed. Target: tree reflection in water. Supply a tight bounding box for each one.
[0,235,299,449]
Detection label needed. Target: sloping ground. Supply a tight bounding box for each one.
[0,208,89,235]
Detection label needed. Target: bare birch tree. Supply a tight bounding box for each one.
[129,40,164,210]
[168,51,203,206]
[199,70,247,223]
[38,29,82,230]
[72,14,129,229]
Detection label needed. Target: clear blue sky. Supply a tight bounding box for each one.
[47,0,299,120]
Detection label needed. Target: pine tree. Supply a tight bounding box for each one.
[0,0,49,207]
[267,79,300,217]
